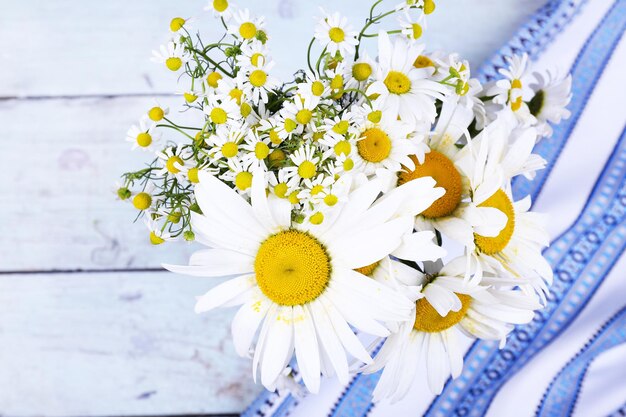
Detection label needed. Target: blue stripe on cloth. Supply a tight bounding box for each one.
[425,123,626,417]
[535,306,626,417]
[606,401,626,417]
[511,0,626,203]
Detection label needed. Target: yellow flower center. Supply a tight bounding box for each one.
[331,74,343,90]
[423,0,436,14]
[474,189,516,255]
[333,120,350,135]
[384,71,411,94]
[311,185,324,195]
[352,63,372,81]
[269,129,282,144]
[343,158,354,171]
[284,118,297,133]
[511,79,522,89]
[254,141,270,159]
[255,230,331,306]
[288,190,300,204]
[166,57,182,71]
[229,88,243,104]
[296,109,313,124]
[413,55,435,69]
[298,161,316,179]
[221,142,239,158]
[241,102,252,117]
[311,81,325,96]
[410,23,423,39]
[511,96,523,111]
[235,171,253,191]
[250,53,264,67]
[170,17,185,32]
[207,72,222,88]
[274,183,289,198]
[269,149,286,166]
[150,231,165,245]
[324,194,338,206]
[354,260,381,277]
[367,110,382,123]
[310,212,324,225]
[132,193,152,210]
[239,22,257,39]
[334,140,351,156]
[213,0,228,12]
[413,292,471,332]
[397,151,462,218]
[148,107,164,121]
[250,69,267,87]
[166,156,183,174]
[136,132,152,147]
[188,167,199,183]
[328,27,345,43]
[357,128,392,163]
[184,92,198,103]
[210,107,227,124]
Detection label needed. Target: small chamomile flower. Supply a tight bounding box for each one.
[268,169,299,199]
[285,145,324,182]
[343,54,375,90]
[320,112,356,142]
[156,147,192,179]
[169,17,191,35]
[528,70,572,138]
[147,103,169,122]
[220,158,255,196]
[367,32,447,126]
[280,94,320,132]
[241,130,272,170]
[298,175,335,205]
[179,87,204,105]
[203,96,241,126]
[395,0,424,12]
[228,8,266,42]
[152,41,190,72]
[270,113,300,141]
[485,54,535,123]
[325,63,348,98]
[205,0,232,19]
[204,70,225,91]
[238,62,280,104]
[237,40,270,71]
[206,123,247,162]
[130,184,156,212]
[126,117,160,151]
[144,217,174,245]
[314,10,359,58]
[297,71,331,99]
[398,11,426,41]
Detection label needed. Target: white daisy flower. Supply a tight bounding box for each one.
[206,123,247,163]
[220,158,255,196]
[298,174,336,206]
[314,10,359,58]
[241,129,272,170]
[366,32,447,126]
[280,94,320,132]
[237,62,280,104]
[343,53,375,90]
[268,169,300,200]
[216,77,247,105]
[165,172,444,392]
[228,8,265,42]
[126,117,160,151]
[205,0,232,19]
[237,39,270,71]
[529,70,572,138]
[203,96,241,126]
[297,71,331,99]
[169,17,190,35]
[398,10,426,41]
[147,103,170,122]
[151,41,190,72]
[156,146,192,179]
[284,145,324,182]
[352,115,420,179]
[366,257,539,400]
[144,216,174,245]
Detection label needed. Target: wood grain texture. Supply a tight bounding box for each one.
[0,271,261,416]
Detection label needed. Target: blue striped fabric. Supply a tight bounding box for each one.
[242,1,626,416]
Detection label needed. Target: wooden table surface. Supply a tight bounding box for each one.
[0,0,546,415]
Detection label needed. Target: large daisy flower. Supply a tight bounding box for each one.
[366,31,447,126]
[366,258,539,400]
[165,172,444,392]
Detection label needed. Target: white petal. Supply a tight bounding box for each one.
[252,304,277,383]
[326,287,390,337]
[392,231,447,262]
[426,332,449,394]
[231,289,270,357]
[261,306,294,389]
[310,300,350,385]
[466,205,507,237]
[194,275,256,313]
[163,249,254,278]
[293,305,321,393]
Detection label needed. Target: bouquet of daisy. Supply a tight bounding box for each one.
[118,0,572,400]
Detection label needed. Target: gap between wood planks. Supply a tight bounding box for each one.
[0,92,176,101]
[0,267,167,275]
